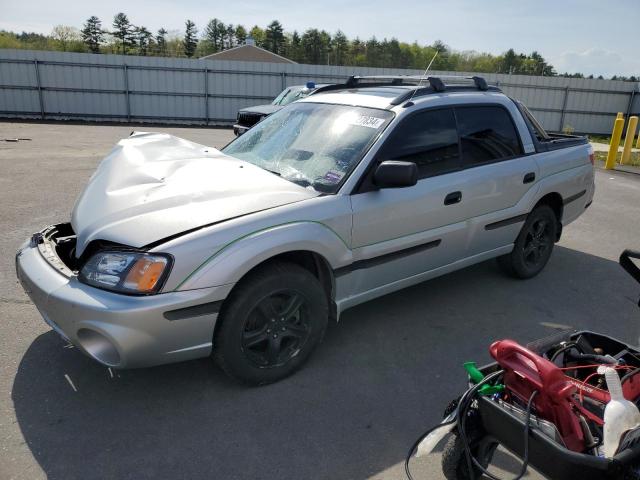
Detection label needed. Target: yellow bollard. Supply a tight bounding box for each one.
[606,118,624,169]
[617,112,624,119]
[637,129,640,149]
[621,116,638,165]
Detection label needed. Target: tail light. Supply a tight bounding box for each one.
[588,146,595,166]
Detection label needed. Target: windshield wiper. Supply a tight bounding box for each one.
[258,166,281,176]
[287,178,311,188]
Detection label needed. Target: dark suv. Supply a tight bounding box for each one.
[233,82,330,135]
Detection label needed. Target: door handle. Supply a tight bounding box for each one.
[523,172,536,184]
[444,191,462,205]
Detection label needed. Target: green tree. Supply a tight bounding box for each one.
[204,19,224,53]
[156,28,167,56]
[288,30,303,62]
[502,48,519,74]
[225,24,236,48]
[51,25,81,52]
[81,16,103,53]
[332,30,348,65]
[234,25,247,45]
[350,37,366,66]
[319,30,332,64]
[365,37,380,66]
[265,20,285,54]
[249,25,265,47]
[301,28,322,64]
[183,20,198,58]
[136,26,152,55]
[112,13,136,54]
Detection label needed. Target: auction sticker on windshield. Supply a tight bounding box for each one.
[350,115,386,129]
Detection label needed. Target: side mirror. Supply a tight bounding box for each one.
[373,160,418,188]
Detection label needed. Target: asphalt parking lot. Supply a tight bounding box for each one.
[1,121,640,480]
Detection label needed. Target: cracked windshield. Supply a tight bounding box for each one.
[223,102,393,192]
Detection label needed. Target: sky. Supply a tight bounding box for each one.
[1,0,639,77]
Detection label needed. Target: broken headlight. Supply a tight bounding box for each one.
[79,251,172,294]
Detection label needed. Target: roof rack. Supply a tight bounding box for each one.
[335,74,499,105]
[345,74,490,91]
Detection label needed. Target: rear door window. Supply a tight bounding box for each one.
[377,107,461,179]
[455,106,523,166]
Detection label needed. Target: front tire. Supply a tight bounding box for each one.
[442,431,498,480]
[497,205,558,279]
[214,261,328,385]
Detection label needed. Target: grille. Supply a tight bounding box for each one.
[237,112,264,128]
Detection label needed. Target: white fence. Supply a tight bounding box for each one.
[0,48,638,134]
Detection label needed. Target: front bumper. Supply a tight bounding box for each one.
[232,124,249,136]
[15,237,233,369]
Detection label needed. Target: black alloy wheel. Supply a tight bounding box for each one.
[522,217,553,269]
[241,290,311,368]
[214,261,328,385]
[497,205,558,279]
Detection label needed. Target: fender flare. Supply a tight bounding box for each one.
[174,221,352,291]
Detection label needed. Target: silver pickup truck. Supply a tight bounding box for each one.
[16,75,595,385]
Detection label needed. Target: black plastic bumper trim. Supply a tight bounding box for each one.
[485,214,528,231]
[164,301,223,321]
[335,239,441,276]
[563,189,587,206]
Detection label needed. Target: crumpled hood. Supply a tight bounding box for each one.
[239,104,282,116]
[71,132,318,256]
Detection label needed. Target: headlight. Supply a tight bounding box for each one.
[79,251,172,294]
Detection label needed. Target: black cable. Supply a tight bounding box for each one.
[404,370,503,480]
[404,416,457,480]
[549,342,578,363]
[459,387,538,480]
[621,368,640,385]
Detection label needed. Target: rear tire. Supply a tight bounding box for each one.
[497,205,558,279]
[214,261,328,385]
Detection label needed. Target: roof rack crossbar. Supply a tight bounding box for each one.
[347,74,491,92]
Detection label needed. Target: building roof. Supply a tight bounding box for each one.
[200,44,296,64]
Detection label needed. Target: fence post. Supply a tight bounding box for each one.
[204,67,209,125]
[281,72,286,90]
[559,86,569,131]
[123,64,130,122]
[625,91,635,120]
[33,60,45,119]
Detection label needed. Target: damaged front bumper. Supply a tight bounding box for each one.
[15,226,233,369]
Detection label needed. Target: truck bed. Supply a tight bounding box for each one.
[535,132,589,152]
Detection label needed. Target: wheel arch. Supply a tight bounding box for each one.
[228,250,336,316]
[533,192,563,241]
[212,249,338,348]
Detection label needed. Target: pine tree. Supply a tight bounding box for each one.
[265,20,285,55]
[81,16,103,53]
[204,19,223,53]
[234,25,247,45]
[136,26,152,55]
[502,48,518,74]
[332,30,348,65]
[183,20,198,58]
[156,28,167,56]
[225,24,235,49]
[112,13,136,54]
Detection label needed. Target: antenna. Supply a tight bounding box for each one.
[406,50,438,104]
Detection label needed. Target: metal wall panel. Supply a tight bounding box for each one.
[0,60,36,86]
[0,49,638,134]
[43,90,126,116]
[129,93,204,119]
[0,89,39,112]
